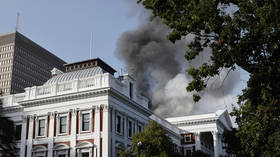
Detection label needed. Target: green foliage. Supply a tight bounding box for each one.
[192,150,211,157]
[0,96,16,157]
[138,0,280,156]
[222,128,248,156]
[119,120,180,157]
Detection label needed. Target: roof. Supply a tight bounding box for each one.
[166,109,233,130]
[44,66,106,85]
[64,58,116,75]
[166,109,226,122]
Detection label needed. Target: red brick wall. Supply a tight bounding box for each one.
[76,111,79,134]
[100,107,103,131]
[69,112,72,135]
[54,113,57,136]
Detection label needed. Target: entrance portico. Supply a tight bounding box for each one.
[166,110,233,157]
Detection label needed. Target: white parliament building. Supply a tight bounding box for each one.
[1,58,233,157]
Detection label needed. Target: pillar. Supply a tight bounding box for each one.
[26,115,35,157]
[70,109,78,157]
[19,116,27,157]
[48,112,55,157]
[212,131,219,157]
[111,108,116,157]
[94,105,101,157]
[123,113,128,150]
[102,104,110,157]
[195,132,201,151]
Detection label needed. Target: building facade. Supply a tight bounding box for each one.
[1,58,232,157]
[0,32,66,95]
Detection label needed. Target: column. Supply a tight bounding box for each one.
[212,131,219,157]
[123,113,128,149]
[27,115,35,157]
[94,147,98,157]
[48,112,55,157]
[19,116,27,157]
[70,109,78,157]
[102,105,110,157]
[111,108,116,157]
[94,105,101,157]
[195,132,201,151]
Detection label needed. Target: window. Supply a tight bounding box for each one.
[15,125,22,140]
[82,152,89,157]
[82,113,90,131]
[184,135,192,142]
[59,116,67,134]
[128,121,132,137]
[38,119,45,136]
[116,115,121,134]
[138,125,142,132]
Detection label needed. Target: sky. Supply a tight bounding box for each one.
[0,0,249,121]
[0,0,140,71]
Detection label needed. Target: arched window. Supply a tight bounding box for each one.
[53,144,70,157]
[75,141,96,157]
[32,145,47,157]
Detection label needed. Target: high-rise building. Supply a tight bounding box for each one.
[0,31,66,95]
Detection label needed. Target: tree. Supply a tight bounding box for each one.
[119,120,180,157]
[0,94,16,157]
[222,128,247,156]
[138,0,280,156]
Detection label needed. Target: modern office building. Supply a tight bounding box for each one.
[1,58,232,157]
[0,31,66,95]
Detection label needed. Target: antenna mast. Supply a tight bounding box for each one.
[90,32,93,59]
[15,12,20,31]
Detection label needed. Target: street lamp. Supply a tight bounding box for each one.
[137,141,143,157]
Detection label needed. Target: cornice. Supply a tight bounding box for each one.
[1,106,23,113]
[172,117,218,127]
[18,88,110,107]
[17,86,152,119]
[108,88,153,117]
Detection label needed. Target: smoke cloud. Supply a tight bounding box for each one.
[115,2,241,117]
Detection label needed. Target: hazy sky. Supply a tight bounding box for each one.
[0,0,141,71]
[0,0,250,121]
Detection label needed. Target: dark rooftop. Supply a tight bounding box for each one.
[64,58,116,75]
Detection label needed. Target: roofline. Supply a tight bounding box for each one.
[166,109,227,121]
[0,31,17,38]
[64,58,116,73]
